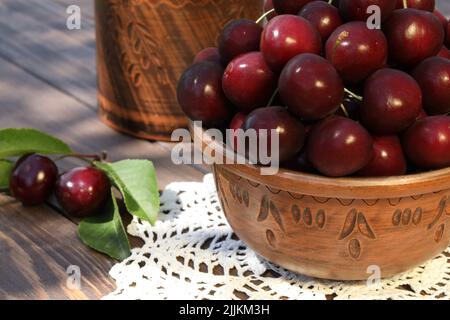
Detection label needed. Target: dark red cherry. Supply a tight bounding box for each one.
[279,53,344,120]
[433,9,448,29]
[261,15,322,72]
[228,112,248,150]
[272,0,314,14]
[447,21,450,47]
[222,52,277,111]
[396,0,435,12]
[282,148,314,173]
[307,116,373,177]
[437,46,450,60]
[361,68,422,134]
[177,62,232,126]
[299,1,343,41]
[9,154,58,206]
[326,22,388,84]
[412,57,450,115]
[55,167,110,218]
[218,19,262,65]
[193,47,221,65]
[403,116,450,169]
[339,0,396,22]
[263,0,277,21]
[384,8,444,67]
[242,107,305,163]
[358,135,407,177]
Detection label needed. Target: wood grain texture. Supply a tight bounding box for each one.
[0,194,116,299]
[96,0,263,141]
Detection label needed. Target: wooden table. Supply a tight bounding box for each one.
[0,0,449,300]
[0,0,206,299]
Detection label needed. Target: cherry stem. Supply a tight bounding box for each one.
[266,88,279,107]
[344,88,363,102]
[256,9,275,24]
[55,152,108,164]
[340,104,350,118]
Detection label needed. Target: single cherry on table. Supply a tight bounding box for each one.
[9,154,58,206]
[55,167,111,218]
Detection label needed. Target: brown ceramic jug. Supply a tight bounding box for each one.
[95,0,263,141]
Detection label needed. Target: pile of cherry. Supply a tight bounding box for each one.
[177,0,450,178]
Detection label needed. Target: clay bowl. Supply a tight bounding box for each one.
[190,122,450,280]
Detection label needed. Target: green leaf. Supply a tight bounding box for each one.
[78,191,131,261]
[0,128,72,158]
[94,160,160,225]
[0,159,13,190]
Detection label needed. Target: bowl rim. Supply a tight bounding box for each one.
[189,121,450,199]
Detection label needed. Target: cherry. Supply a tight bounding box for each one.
[437,46,450,60]
[307,116,373,177]
[279,53,344,120]
[55,167,110,218]
[299,1,343,41]
[339,0,396,22]
[447,21,450,47]
[193,47,221,65]
[358,135,407,177]
[403,116,450,170]
[360,68,422,134]
[384,8,444,67]
[9,154,58,206]
[326,22,388,84]
[222,52,277,111]
[242,107,305,163]
[412,57,450,115]
[433,10,448,29]
[282,148,314,173]
[263,0,277,21]
[177,62,232,127]
[261,15,322,72]
[396,0,435,12]
[218,19,262,65]
[272,0,314,14]
[228,112,248,150]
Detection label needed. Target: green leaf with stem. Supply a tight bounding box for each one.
[94,160,160,225]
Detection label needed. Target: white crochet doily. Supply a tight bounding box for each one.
[104,174,450,300]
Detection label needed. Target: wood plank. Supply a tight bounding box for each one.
[54,0,95,20]
[0,56,204,188]
[0,194,115,299]
[0,0,96,107]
